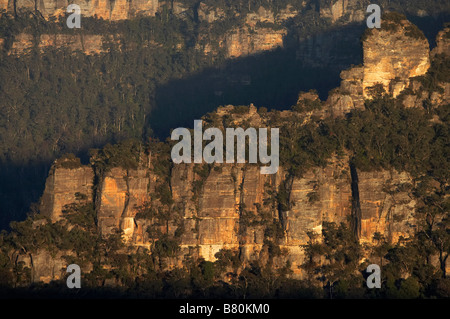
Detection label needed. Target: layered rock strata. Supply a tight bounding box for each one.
[38,148,418,280]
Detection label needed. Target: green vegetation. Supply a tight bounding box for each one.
[384,12,407,24]
[54,153,82,169]
[89,140,144,173]
[303,210,450,299]
[0,201,132,288]
[405,24,426,40]
[303,222,364,298]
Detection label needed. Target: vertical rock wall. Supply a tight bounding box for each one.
[38,151,418,279]
[362,19,430,98]
[97,167,152,241]
[39,165,94,221]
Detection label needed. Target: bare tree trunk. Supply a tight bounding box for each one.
[440,251,448,278]
[13,0,18,19]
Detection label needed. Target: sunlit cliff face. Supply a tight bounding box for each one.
[362,20,430,98]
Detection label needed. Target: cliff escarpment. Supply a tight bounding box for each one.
[35,122,419,283]
[0,0,364,21]
[2,0,449,59]
[0,1,343,57]
[28,19,449,284]
[1,14,449,298]
[325,13,432,115]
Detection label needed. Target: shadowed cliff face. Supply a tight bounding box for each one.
[0,1,448,289]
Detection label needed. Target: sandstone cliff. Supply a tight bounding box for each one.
[39,158,94,221]
[0,0,370,22]
[3,0,445,63]
[362,16,430,98]
[36,97,426,282]
[324,14,449,117]
[9,16,449,284]
[9,32,104,55]
[319,0,366,23]
[35,144,418,282]
[3,3,294,57]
